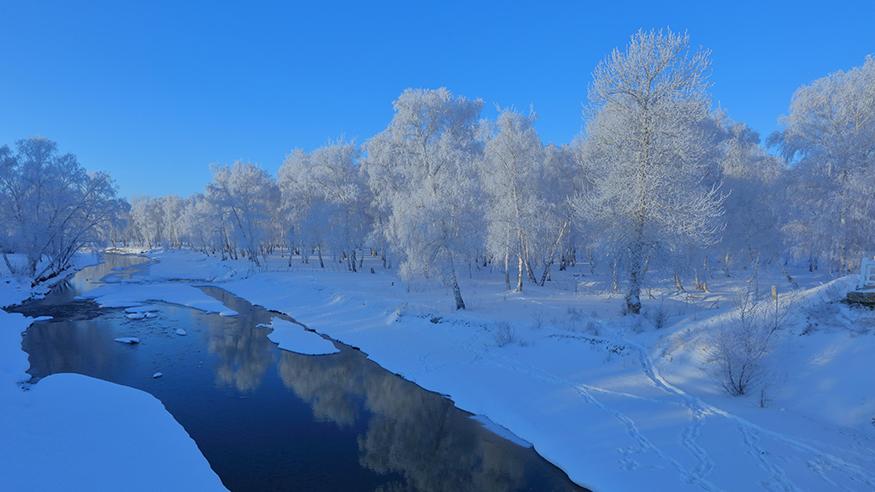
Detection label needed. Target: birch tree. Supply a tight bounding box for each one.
[363,88,483,309]
[769,56,875,272]
[716,119,784,272]
[278,142,370,269]
[0,138,126,282]
[574,30,725,314]
[481,109,544,291]
[206,162,279,265]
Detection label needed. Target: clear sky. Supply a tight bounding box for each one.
[1,1,873,198]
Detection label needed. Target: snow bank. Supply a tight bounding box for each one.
[0,263,226,492]
[0,372,225,492]
[470,414,532,448]
[82,282,235,315]
[263,318,340,355]
[145,249,248,282]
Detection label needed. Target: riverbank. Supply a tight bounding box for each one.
[126,249,874,491]
[5,248,874,491]
[0,253,226,492]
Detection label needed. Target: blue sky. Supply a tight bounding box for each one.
[1,1,873,198]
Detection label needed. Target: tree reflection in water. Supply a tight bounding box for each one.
[21,269,584,492]
[277,348,578,492]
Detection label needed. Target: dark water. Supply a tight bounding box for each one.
[16,254,586,492]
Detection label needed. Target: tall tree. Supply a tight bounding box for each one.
[278,141,370,268]
[0,138,126,282]
[207,162,279,266]
[574,30,724,314]
[769,56,875,272]
[481,109,544,292]
[363,88,483,309]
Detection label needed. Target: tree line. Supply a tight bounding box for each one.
[3,30,873,311]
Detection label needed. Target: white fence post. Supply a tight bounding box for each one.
[860,258,875,290]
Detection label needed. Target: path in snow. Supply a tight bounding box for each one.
[478,330,875,492]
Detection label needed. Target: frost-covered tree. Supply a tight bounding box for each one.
[535,144,578,283]
[277,149,314,263]
[130,197,166,247]
[769,56,875,272]
[278,141,370,269]
[177,194,225,255]
[0,138,126,282]
[574,30,725,314]
[160,195,185,248]
[481,110,544,291]
[206,162,279,265]
[363,88,484,309]
[715,119,784,272]
[480,110,573,291]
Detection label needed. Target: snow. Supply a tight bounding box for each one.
[0,252,100,307]
[114,337,141,344]
[10,248,871,491]
[82,282,236,316]
[263,317,340,355]
[0,257,225,491]
[164,250,871,492]
[470,414,532,448]
[125,305,159,313]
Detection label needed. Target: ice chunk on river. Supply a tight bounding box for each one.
[265,318,339,355]
[124,305,159,314]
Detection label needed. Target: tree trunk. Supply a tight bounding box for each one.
[504,249,511,291]
[626,266,642,315]
[673,271,685,292]
[610,258,619,293]
[448,259,466,310]
[516,254,524,292]
[538,220,569,286]
[3,254,15,276]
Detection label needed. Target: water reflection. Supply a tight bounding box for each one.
[203,305,273,392]
[19,255,585,492]
[277,349,571,492]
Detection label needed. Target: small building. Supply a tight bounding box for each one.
[847,258,875,305]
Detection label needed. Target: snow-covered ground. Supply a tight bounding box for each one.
[0,253,226,492]
[124,249,873,492]
[4,249,873,491]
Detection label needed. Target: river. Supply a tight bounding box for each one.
[13,253,585,491]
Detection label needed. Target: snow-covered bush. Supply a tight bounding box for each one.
[709,288,788,396]
[645,298,669,329]
[493,322,516,347]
